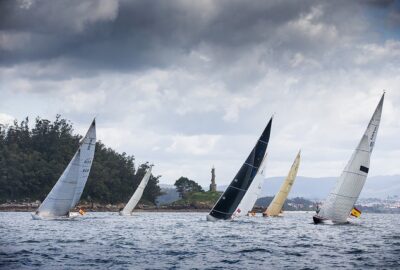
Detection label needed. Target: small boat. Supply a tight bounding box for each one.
[207,116,273,221]
[313,93,384,224]
[263,150,300,217]
[232,153,268,218]
[119,166,153,216]
[32,120,96,220]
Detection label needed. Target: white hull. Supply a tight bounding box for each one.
[31,212,81,220]
[119,211,133,216]
[206,214,219,222]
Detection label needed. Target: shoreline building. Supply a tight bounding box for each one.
[209,166,217,192]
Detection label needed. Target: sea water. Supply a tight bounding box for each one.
[0,212,399,269]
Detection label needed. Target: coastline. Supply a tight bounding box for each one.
[0,203,211,212]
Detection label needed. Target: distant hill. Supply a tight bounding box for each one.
[157,175,400,204]
[255,196,315,211]
[157,186,180,205]
[217,175,400,200]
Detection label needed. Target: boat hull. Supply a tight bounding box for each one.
[313,215,327,224]
[31,212,81,220]
[119,211,132,216]
[206,214,219,222]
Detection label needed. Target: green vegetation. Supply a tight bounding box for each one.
[174,176,204,198]
[170,191,221,208]
[0,115,161,204]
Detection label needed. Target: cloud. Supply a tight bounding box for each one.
[166,134,221,155]
[0,0,399,187]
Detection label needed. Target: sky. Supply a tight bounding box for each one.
[1,0,400,187]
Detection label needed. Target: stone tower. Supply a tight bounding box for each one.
[209,166,217,192]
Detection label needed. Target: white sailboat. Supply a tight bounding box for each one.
[232,153,268,217]
[313,93,384,224]
[119,166,152,216]
[32,120,96,220]
[263,151,300,217]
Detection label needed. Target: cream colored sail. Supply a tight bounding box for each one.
[264,151,300,216]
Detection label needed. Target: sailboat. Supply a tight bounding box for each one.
[32,119,96,220]
[207,116,273,221]
[263,151,300,217]
[232,153,268,217]
[313,93,384,224]
[120,166,152,216]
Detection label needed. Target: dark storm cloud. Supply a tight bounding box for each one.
[0,0,361,72]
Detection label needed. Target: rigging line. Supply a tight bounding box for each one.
[244,162,259,169]
[342,170,367,177]
[328,193,357,199]
[228,185,247,192]
[210,209,232,215]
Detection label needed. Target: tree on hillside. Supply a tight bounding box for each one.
[0,115,162,204]
[174,177,204,198]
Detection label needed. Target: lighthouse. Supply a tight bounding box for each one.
[209,166,217,192]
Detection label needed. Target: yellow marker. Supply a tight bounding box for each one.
[350,207,361,218]
[79,209,85,216]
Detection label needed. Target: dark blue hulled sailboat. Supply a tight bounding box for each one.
[206,116,273,221]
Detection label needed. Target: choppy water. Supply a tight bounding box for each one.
[0,212,399,269]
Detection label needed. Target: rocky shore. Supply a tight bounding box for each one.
[0,202,212,212]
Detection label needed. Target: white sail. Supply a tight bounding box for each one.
[265,150,300,216]
[233,153,268,217]
[70,120,96,208]
[120,167,152,215]
[318,135,370,223]
[316,93,384,223]
[36,150,81,217]
[34,120,96,218]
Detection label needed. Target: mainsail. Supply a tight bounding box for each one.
[314,93,384,223]
[233,153,268,217]
[120,166,152,215]
[207,116,272,221]
[35,120,96,218]
[71,120,96,208]
[264,151,300,217]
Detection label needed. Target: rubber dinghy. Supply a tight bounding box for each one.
[119,166,152,216]
[32,119,96,220]
[313,93,384,224]
[263,150,300,217]
[206,116,272,221]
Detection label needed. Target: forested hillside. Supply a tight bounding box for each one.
[0,116,161,204]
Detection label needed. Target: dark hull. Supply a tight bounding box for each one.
[313,215,326,224]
